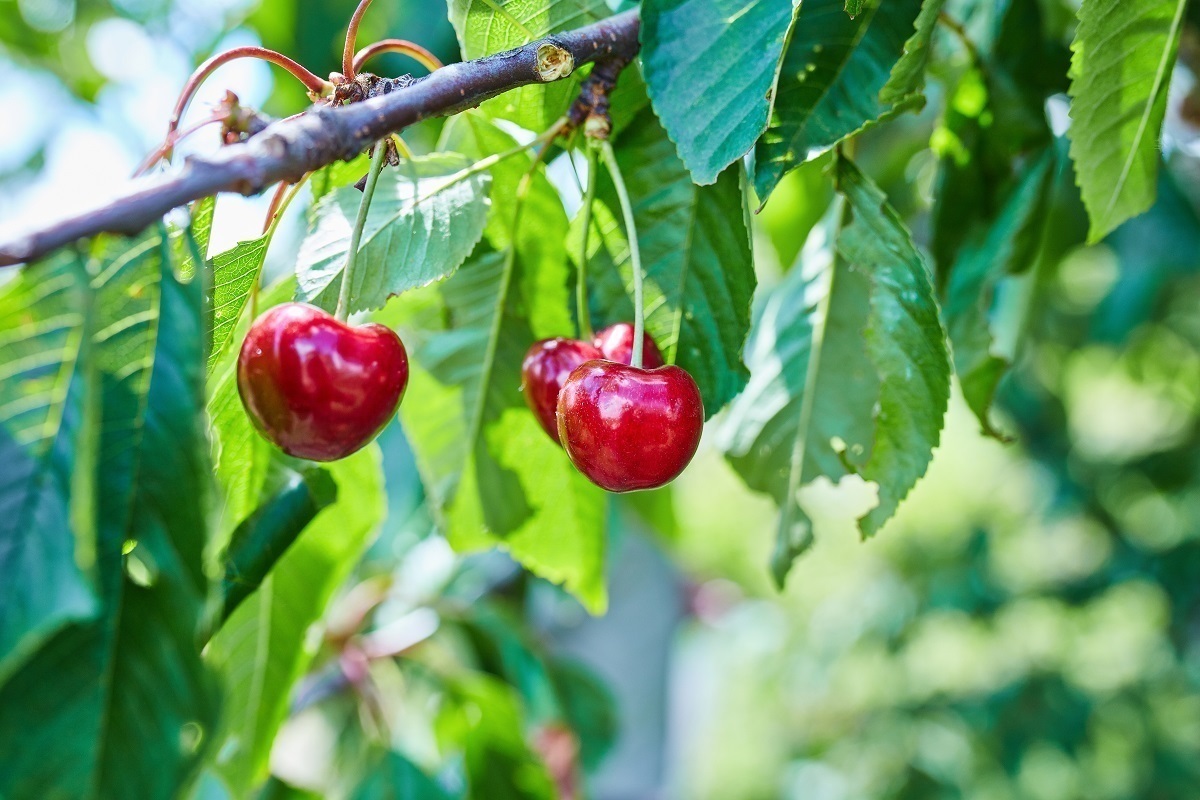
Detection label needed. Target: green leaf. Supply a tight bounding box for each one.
[439,113,572,336]
[879,0,947,105]
[205,444,386,793]
[0,227,221,798]
[715,158,950,585]
[943,146,1057,438]
[639,0,799,184]
[447,0,610,132]
[1067,0,1187,242]
[0,249,97,682]
[207,234,269,371]
[296,154,490,314]
[581,107,757,415]
[387,244,608,613]
[350,751,459,800]
[845,0,864,17]
[754,0,926,201]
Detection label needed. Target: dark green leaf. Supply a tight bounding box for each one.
[296,155,490,314]
[640,0,799,184]
[754,0,926,200]
[1067,0,1187,242]
[845,0,865,17]
[0,227,221,798]
[0,249,97,682]
[715,158,950,584]
[581,107,757,416]
[879,0,946,105]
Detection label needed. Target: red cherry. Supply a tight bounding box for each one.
[521,337,604,443]
[592,323,665,368]
[237,303,408,461]
[557,361,704,492]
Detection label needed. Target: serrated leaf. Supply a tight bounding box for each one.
[0,227,221,798]
[715,158,950,584]
[754,0,926,200]
[879,0,946,105]
[440,113,572,337]
[943,146,1057,438]
[386,243,608,613]
[207,234,269,371]
[640,0,799,184]
[580,107,756,416]
[1067,0,1187,242]
[447,0,609,132]
[296,154,489,314]
[0,249,97,683]
[206,445,385,793]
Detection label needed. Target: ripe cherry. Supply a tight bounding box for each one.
[557,361,704,492]
[237,302,408,461]
[592,323,664,368]
[521,338,604,443]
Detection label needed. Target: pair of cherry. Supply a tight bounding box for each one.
[521,324,703,492]
[236,305,704,493]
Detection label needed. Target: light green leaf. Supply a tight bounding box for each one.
[879,0,947,105]
[715,158,950,585]
[1067,0,1186,242]
[206,445,385,793]
[943,146,1057,438]
[447,0,609,132]
[296,154,490,314]
[845,0,864,17]
[0,249,97,683]
[640,0,799,184]
[581,107,757,416]
[440,113,572,337]
[0,227,221,798]
[754,0,926,201]
[207,234,269,371]
[387,244,608,613]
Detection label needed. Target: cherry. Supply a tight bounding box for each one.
[237,302,408,461]
[557,361,704,492]
[592,323,664,368]
[521,337,604,443]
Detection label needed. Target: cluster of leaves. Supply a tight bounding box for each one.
[0,0,1194,796]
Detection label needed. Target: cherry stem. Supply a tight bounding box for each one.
[336,142,388,321]
[166,47,330,157]
[353,39,443,75]
[600,140,644,369]
[342,0,375,79]
[133,113,223,177]
[575,142,599,341]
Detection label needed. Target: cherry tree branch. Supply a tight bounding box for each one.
[0,10,640,267]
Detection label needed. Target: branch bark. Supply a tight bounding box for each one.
[0,10,640,267]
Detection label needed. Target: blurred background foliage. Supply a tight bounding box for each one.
[7,0,1200,798]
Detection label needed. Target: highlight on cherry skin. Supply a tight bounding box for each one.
[557,360,704,493]
[237,302,409,462]
[592,322,664,368]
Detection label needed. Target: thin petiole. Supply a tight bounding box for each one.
[575,142,599,341]
[342,0,375,79]
[353,39,443,75]
[336,142,389,321]
[599,140,645,369]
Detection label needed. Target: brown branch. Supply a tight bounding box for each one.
[0,10,640,267]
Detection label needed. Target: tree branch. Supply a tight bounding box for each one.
[0,10,640,267]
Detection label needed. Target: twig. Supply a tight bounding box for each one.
[0,10,641,267]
